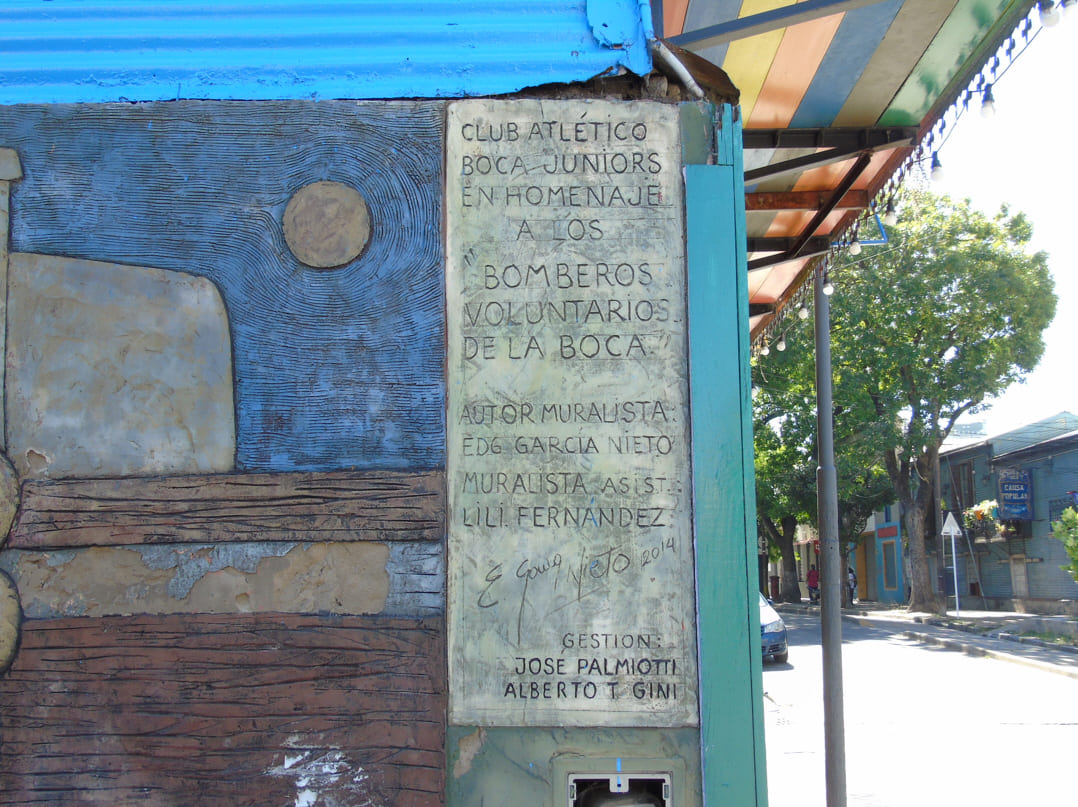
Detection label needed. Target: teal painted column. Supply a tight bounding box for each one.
[686,106,767,806]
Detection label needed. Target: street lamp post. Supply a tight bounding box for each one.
[814,267,847,807]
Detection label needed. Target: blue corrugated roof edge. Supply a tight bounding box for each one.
[0,0,654,105]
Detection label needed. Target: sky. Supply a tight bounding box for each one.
[932,12,1078,439]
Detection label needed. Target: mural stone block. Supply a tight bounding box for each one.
[446,99,697,727]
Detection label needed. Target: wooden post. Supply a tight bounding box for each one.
[687,104,767,806]
[0,148,22,452]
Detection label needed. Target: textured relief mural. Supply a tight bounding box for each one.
[1,101,445,473]
[0,103,448,805]
[7,249,234,479]
[0,95,729,806]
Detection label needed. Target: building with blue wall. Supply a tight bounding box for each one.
[939,413,1078,614]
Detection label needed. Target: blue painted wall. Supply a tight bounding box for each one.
[1020,454,1078,600]
[0,0,652,105]
[1,101,445,472]
[940,429,1078,603]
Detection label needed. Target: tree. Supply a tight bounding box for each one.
[754,316,894,604]
[829,189,1056,612]
[1052,507,1078,582]
[754,412,814,602]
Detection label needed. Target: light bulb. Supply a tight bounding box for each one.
[849,237,862,256]
[980,84,996,118]
[761,344,770,356]
[1040,1,1061,26]
[822,276,835,296]
[930,151,944,182]
[798,305,810,320]
[882,200,898,226]
[1062,0,1076,18]
[776,337,787,352]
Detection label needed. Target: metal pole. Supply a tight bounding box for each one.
[951,532,961,616]
[814,269,846,807]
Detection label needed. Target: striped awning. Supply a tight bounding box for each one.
[662,0,1041,344]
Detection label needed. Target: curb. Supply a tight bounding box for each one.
[994,631,1078,654]
[781,602,1078,658]
[829,610,1078,680]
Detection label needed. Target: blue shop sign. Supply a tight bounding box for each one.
[997,469,1033,520]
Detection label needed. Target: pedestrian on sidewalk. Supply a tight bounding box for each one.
[807,565,819,604]
[848,567,857,604]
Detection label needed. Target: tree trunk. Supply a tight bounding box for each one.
[762,514,803,603]
[887,449,945,614]
[905,503,943,613]
[778,515,801,603]
[840,547,851,607]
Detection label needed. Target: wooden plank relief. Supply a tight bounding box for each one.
[9,470,445,549]
[0,613,446,806]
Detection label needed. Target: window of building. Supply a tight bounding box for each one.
[882,540,898,590]
[952,461,974,511]
[1049,496,1077,524]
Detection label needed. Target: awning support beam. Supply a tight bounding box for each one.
[669,0,887,50]
[744,127,917,184]
[747,189,869,212]
[747,236,831,259]
[748,152,872,271]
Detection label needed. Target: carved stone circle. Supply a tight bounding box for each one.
[283,181,371,268]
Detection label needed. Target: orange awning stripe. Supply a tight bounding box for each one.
[747,11,845,129]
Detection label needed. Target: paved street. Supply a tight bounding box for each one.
[763,610,1078,806]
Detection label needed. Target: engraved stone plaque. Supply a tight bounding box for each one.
[447,100,697,727]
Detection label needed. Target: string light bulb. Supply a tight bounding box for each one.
[822,274,835,296]
[980,83,996,118]
[761,344,771,356]
[1040,1,1061,26]
[849,235,862,256]
[882,199,898,226]
[930,151,944,182]
[1063,0,1076,18]
[798,304,810,320]
[776,336,787,352]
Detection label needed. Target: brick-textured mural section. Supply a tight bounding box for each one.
[0,614,445,806]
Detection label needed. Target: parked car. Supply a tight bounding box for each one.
[759,592,788,663]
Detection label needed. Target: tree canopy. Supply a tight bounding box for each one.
[832,189,1055,611]
[754,188,1056,612]
[753,306,893,603]
[1051,507,1078,583]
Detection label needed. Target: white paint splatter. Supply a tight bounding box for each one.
[264,738,383,806]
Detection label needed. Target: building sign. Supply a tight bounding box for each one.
[997,468,1033,521]
[445,99,697,727]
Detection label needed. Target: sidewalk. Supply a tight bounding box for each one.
[776,600,1078,679]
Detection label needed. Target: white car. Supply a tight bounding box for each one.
[760,592,789,664]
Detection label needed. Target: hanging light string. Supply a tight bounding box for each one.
[751,258,830,358]
[918,7,1049,174]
